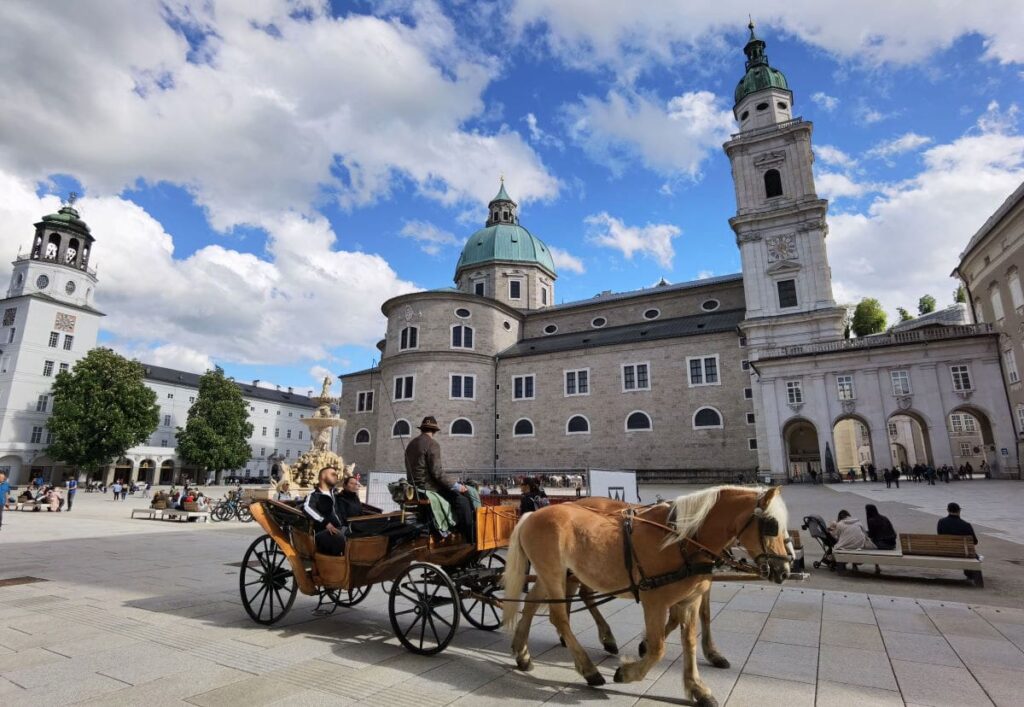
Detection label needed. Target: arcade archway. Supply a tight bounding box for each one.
[833,416,875,476]
[784,418,821,482]
[888,411,933,469]
[949,406,996,475]
[158,460,174,484]
[114,458,133,484]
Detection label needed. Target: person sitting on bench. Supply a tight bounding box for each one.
[405,416,476,543]
[303,466,349,555]
[938,502,981,581]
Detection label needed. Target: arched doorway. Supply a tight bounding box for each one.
[949,406,996,476]
[158,460,174,484]
[833,416,875,476]
[784,418,821,482]
[0,455,25,485]
[887,411,933,469]
[114,458,133,484]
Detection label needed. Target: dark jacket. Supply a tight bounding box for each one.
[937,515,978,545]
[867,514,897,549]
[303,487,345,533]
[405,433,452,492]
[337,490,363,521]
[519,491,549,515]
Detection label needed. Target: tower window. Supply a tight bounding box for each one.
[756,102,769,111]
[764,169,783,198]
[399,326,418,350]
[509,280,522,300]
[474,281,485,296]
[740,111,749,120]
[777,101,788,110]
[777,279,798,308]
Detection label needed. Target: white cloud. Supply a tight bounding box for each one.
[0,170,417,367]
[0,1,559,231]
[523,112,564,150]
[309,365,334,388]
[816,171,873,201]
[866,132,933,160]
[549,245,585,274]
[696,270,714,280]
[565,90,734,177]
[585,212,681,268]
[400,220,460,256]
[815,145,858,169]
[828,105,1024,319]
[811,92,839,112]
[858,107,889,125]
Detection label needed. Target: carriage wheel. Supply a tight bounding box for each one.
[237,505,254,523]
[239,534,297,625]
[389,562,460,655]
[460,552,505,630]
[328,584,372,608]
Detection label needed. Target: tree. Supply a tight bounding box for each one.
[851,298,887,337]
[897,307,914,322]
[47,348,159,478]
[176,367,253,484]
[954,284,967,304]
[918,294,937,315]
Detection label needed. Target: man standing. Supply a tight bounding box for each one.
[303,466,347,555]
[65,475,78,511]
[111,480,122,500]
[405,416,475,543]
[0,471,10,531]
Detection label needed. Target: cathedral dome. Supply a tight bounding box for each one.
[456,223,556,276]
[734,21,789,104]
[39,204,91,236]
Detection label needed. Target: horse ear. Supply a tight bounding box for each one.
[758,486,781,508]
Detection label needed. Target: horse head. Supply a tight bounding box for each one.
[733,487,791,584]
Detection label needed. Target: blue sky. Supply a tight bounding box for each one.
[1,1,1023,393]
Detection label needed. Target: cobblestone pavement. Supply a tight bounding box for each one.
[1,486,1023,705]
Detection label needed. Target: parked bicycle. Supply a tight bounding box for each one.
[211,496,253,522]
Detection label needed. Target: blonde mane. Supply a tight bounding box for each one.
[664,485,788,546]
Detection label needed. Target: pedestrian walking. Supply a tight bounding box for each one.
[142,482,151,499]
[111,480,123,500]
[883,468,892,489]
[0,471,10,531]
[65,476,77,511]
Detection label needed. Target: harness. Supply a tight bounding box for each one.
[621,508,716,602]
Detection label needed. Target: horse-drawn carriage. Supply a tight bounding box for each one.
[240,491,517,654]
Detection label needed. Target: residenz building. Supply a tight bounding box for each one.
[340,25,1021,482]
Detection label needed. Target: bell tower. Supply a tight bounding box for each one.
[725,22,845,349]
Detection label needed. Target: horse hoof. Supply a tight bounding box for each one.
[695,697,718,707]
[586,671,606,687]
[709,654,731,669]
[613,667,625,683]
[638,640,647,657]
[559,636,566,647]
[602,641,619,655]
[516,658,533,672]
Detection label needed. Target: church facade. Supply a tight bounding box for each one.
[340,26,1019,481]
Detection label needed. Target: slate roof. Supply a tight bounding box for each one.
[499,308,746,359]
[536,273,743,314]
[141,363,317,407]
[339,366,380,379]
[891,304,970,333]
[960,179,1024,260]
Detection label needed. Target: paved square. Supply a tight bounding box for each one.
[2,482,1024,705]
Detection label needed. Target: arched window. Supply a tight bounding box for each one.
[450,418,473,436]
[625,411,652,431]
[513,418,534,437]
[399,326,418,350]
[764,169,783,198]
[354,428,371,445]
[566,415,590,435]
[392,419,411,438]
[451,324,474,349]
[693,407,723,429]
[45,233,61,260]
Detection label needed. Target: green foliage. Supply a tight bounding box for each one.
[918,294,937,315]
[851,298,887,337]
[954,284,967,304]
[897,307,914,322]
[46,348,159,471]
[176,367,253,474]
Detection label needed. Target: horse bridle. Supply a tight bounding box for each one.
[735,506,792,577]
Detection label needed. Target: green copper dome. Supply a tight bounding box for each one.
[38,204,91,236]
[734,21,789,104]
[456,223,556,275]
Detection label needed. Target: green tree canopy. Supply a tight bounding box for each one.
[918,294,937,315]
[176,367,253,476]
[47,348,159,471]
[897,307,914,322]
[954,284,967,304]
[851,298,887,337]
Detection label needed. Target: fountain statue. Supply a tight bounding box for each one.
[272,377,352,494]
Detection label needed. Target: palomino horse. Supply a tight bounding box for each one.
[503,486,790,707]
[568,496,729,669]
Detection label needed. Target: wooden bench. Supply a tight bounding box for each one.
[834,533,983,586]
[131,508,158,520]
[160,505,210,523]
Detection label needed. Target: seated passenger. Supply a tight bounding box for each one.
[829,510,874,551]
[337,475,363,520]
[303,466,348,555]
[865,504,897,550]
[275,482,294,502]
[519,477,550,515]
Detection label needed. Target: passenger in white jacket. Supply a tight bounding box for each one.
[829,510,875,551]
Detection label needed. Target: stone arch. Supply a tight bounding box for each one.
[0,454,26,485]
[832,413,877,475]
[158,459,174,484]
[948,404,997,474]
[45,232,61,260]
[137,459,155,484]
[783,417,821,482]
[114,457,134,484]
[886,409,934,468]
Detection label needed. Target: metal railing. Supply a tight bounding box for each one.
[730,117,805,140]
[15,253,96,277]
[758,324,995,360]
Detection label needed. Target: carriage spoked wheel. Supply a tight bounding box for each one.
[459,552,505,630]
[239,534,297,625]
[389,562,460,655]
[317,584,372,613]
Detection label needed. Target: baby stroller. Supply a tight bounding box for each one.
[801,514,838,571]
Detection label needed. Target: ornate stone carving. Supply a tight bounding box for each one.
[787,402,804,414]
[274,379,352,492]
[54,312,76,333]
[754,150,786,166]
[766,234,798,263]
[841,400,856,415]
[896,395,913,410]
[955,389,974,401]
[736,231,762,244]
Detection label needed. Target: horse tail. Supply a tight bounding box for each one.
[501,511,532,632]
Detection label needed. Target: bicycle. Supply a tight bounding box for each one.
[212,497,253,522]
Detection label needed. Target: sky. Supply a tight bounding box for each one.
[1,0,1023,393]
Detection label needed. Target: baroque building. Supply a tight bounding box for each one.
[340,24,1019,481]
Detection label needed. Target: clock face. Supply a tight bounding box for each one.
[65,280,76,295]
[36,275,49,289]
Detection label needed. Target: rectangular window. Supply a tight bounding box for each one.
[45,430,53,445]
[836,374,855,401]
[1010,271,1024,310]
[30,426,43,444]
[7,328,14,344]
[777,279,798,308]
[565,369,590,396]
[541,287,548,305]
[513,374,535,400]
[399,326,418,350]
[687,356,720,386]
[286,429,292,439]
[189,396,195,403]
[274,428,279,438]
[622,363,650,391]
[451,325,474,349]
[1017,406,1024,432]
[748,438,758,450]
[450,374,476,400]
[261,426,267,436]
[161,439,168,448]
[959,441,972,457]
[48,331,59,347]
[888,422,898,438]
[63,334,73,351]
[741,359,750,371]
[42,360,54,376]
[1006,349,1020,384]
[890,370,911,396]
[394,375,415,401]
[738,336,748,347]
[746,412,756,425]
[474,281,485,296]
[286,449,290,458]
[991,288,1005,320]
[951,364,972,392]
[298,430,303,440]
[744,387,753,400]
[786,380,803,404]
[59,362,69,373]
[36,395,48,412]
[357,390,374,412]
[167,393,174,399]
[260,447,266,456]
[509,279,522,300]
[163,414,171,426]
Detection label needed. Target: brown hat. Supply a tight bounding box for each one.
[418,416,441,432]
